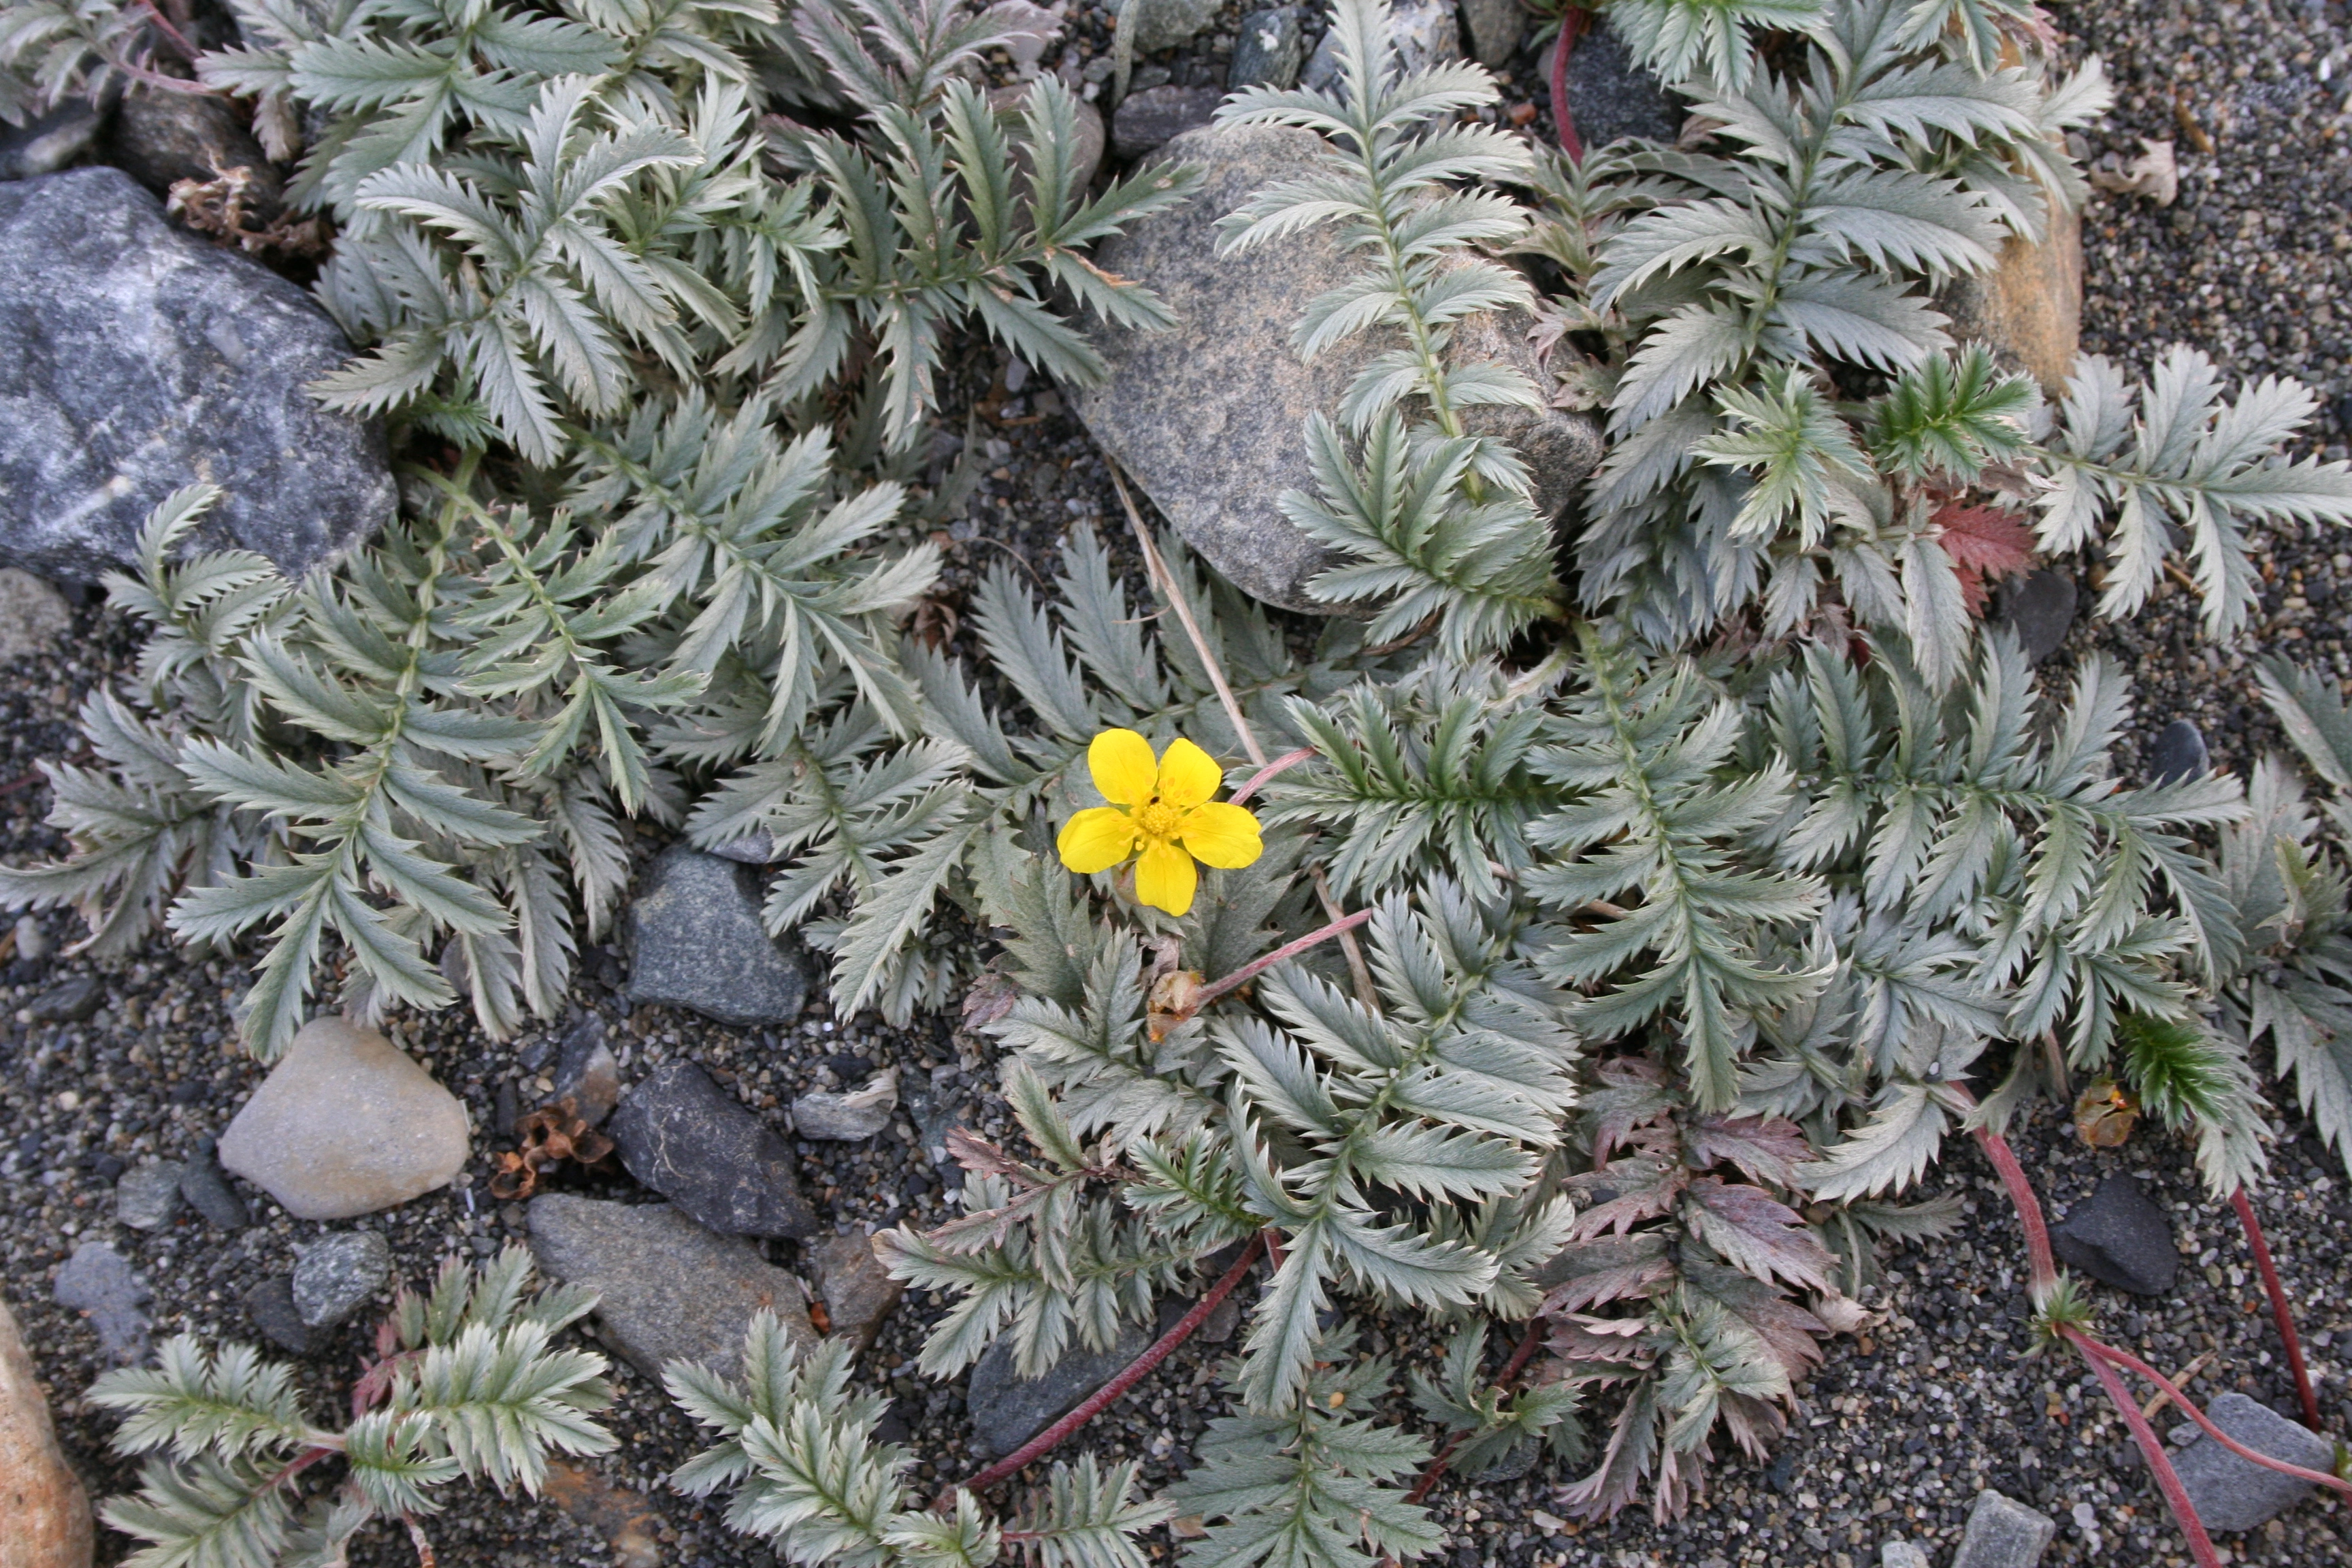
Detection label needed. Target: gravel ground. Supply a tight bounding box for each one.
[10,3,2352,1566]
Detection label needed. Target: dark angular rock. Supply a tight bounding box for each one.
[242,1276,312,1356]
[105,88,284,223]
[627,845,809,1027]
[180,1136,252,1230]
[2048,1174,2176,1296]
[2148,719,2210,785]
[26,974,101,1022]
[292,1230,391,1328]
[53,1241,151,1363]
[1229,7,1307,88]
[1950,1489,2055,1568]
[527,1196,818,1382]
[1073,124,1604,612]
[0,167,393,581]
[609,1062,817,1240]
[2170,1392,2337,1533]
[1111,84,1220,161]
[1,99,108,181]
[1561,16,1682,148]
[553,1015,621,1126]
[1993,569,2077,665]
[966,1319,1153,1457]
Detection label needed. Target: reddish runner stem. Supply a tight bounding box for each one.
[1229,747,1316,807]
[2070,1334,2352,1498]
[2072,1331,2221,1568]
[2231,1186,2321,1430]
[955,1232,1269,1495]
[1405,1315,1549,1504]
[1186,909,1376,1016]
[1955,1090,2057,1291]
[1549,7,1586,161]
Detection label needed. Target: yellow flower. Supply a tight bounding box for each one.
[1056,729,1263,917]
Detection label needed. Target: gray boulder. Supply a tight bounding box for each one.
[627,845,810,1027]
[527,1196,819,1382]
[53,1241,151,1363]
[0,99,107,181]
[0,568,71,661]
[1950,1489,2054,1568]
[1229,7,1308,89]
[0,167,393,581]
[1073,123,1602,612]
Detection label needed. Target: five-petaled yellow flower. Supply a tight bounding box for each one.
[1057,729,1263,917]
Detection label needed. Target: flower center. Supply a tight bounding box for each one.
[1135,800,1183,840]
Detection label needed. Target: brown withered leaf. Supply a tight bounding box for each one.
[1580,1056,1674,1166]
[2090,137,2178,206]
[1686,1113,1812,1188]
[1147,968,1204,1041]
[1682,1177,1836,1294]
[2073,1078,2139,1148]
[1566,1156,1684,1239]
[487,1096,615,1200]
[1684,1258,1828,1381]
[1545,1311,1656,1365]
[960,970,1021,1031]
[1537,1233,1675,1314]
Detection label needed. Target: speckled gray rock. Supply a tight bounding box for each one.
[627,845,809,1027]
[527,1196,817,1382]
[113,1160,184,1230]
[0,568,70,660]
[1301,0,1458,92]
[179,1136,250,1230]
[0,99,107,180]
[1127,0,1218,52]
[292,1230,391,1328]
[1561,15,1682,149]
[217,1017,472,1220]
[552,1014,621,1126]
[1229,6,1307,88]
[1073,123,1603,611]
[27,974,101,1023]
[2170,1392,2336,1533]
[2048,1173,2177,1296]
[1460,0,1524,65]
[1950,1489,2054,1568]
[609,1062,817,1239]
[52,1241,150,1363]
[0,167,393,581]
[966,1319,1153,1457]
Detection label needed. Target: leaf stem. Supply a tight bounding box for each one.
[953,1231,1269,1495]
[1229,747,1316,806]
[2070,1330,2221,1568]
[2070,1333,2352,1497]
[1182,909,1377,1017]
[2231,1186,2321,1430]
[1549,8,1585,162]
[1404,1314,1548,1504]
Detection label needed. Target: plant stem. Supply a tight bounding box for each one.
[955,1232,1269,1495]
[1955,1091,2056,1292]
[1183,909,1375,1017]
[2231,1186,2321,1430]
[2071,1335,2352,1498]
[1405,1316,1549,1504]
[1549,7,1585,162]
[2072,1331,2221,1568]
[1229,747,1316,806]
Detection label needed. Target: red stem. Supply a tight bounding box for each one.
[955,1232,1269,1494]
[137,0,199,61]
[1549,7,1586,162]
[1228,747,1316,807]
[1959,1101,2057,1293]
[1187,909,1375,1015]
[1405,1315,1549,1504]
[2072,1334,2352,1498]
[2071,1330,2222,1567]
[2231,1186,2322,1431]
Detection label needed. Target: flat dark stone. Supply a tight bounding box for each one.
[2148,719,2210,785]
[965,1320,1153,1457]
[1111,85,1220,162]
[1993,570,2077,665]
[608,1062,816,1240]
[626,846,809,1028]
[242,1276,313,1356]
[1950,1489,2055,1568]
[0,99,107,180]
[179,1137,252,1230]
[553,1014,621,1126]
[2048,1173,2176,1296]
[1562,16,1682,149]
[27,975,101,1022]
[54,1241,151,1363]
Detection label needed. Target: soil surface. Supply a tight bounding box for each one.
[7,2,2352,1566]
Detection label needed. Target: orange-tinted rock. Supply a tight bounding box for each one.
[0,1298,94,1568]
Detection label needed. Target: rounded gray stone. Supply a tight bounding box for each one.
[965,1318,1154,1458]
[113,1160,185,1231]
[291,1230,392,1328]
[2168,1392,2338,1535]
[0,167,393,581]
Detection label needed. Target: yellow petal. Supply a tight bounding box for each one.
[1058,807,1139,874]
[1088,729,1160,806]
[1134,838,1199,917]
[1176,801,1263,868]
[1154,736,1225,808]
